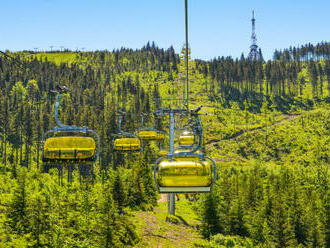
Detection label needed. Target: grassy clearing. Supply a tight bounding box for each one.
[132,196,207,248]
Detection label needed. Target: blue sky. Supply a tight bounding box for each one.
[1,0,329,60]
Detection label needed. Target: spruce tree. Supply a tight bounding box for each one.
[112,171,125,212]
[96,182,115,248]
[6,168,29,234]
[200,191,222,238]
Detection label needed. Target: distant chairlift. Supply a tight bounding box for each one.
[138,113,165,142]
[154,107,216,193]
[112,111,142,152]
[157,129,199,158]
[42,86,100,179]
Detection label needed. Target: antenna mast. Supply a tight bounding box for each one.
[248,10,262,60]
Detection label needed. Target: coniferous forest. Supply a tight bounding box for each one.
[0,41,329,247]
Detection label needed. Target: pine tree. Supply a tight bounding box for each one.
[112,171,125,212]
[228,197,248,236]
[95,182,115,248]
[323,188,330,248]
[286,181,308,246]
[28,190,51,247]
[305,196,326,248]
[266,177,297,248]
[200,191,222,238]
[6,168,29,234]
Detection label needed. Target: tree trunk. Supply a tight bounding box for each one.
[19,130,23,166]
[327,75,330,97]
[0,136,3,157]
[4,135,7,167]
[36,142,40,169]
[15,148,18,165]
[25,142,29,169]
[320,77,323,97]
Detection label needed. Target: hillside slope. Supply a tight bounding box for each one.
[133,198,205,248]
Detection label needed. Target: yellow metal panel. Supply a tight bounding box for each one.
[138,130,158,140]
[179,135,195,146]
[43,136,96,160]
[139,130,165,141]
[114,137,141,151]
[157,159,212,187]
[158,148,200,157]
[158,149,168,157]
[174,148,200,155]
[156,132,165,141]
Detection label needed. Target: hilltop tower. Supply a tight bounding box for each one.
[248,11,262,60]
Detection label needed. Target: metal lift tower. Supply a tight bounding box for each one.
[248,10,262,60]
[154,0,215,216]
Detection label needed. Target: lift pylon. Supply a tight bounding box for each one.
[152,0,216,216]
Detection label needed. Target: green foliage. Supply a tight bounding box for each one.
[198,163,329,247]
[0,45,329,247]
[0,167,140,247]
[200,191,222,238]
[112,171,125,211]
[6,168,29,234]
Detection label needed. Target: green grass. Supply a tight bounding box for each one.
[35,52,79,66]
[131,196,207,248]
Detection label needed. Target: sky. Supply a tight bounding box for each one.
[0,0,330,60]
